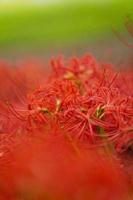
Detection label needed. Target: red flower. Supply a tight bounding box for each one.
[0,55,132,199]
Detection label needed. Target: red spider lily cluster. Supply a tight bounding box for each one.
[0,55,133,199]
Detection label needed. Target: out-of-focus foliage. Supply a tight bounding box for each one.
[0,0,132,51]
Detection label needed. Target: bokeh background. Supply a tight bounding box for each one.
[0,0,133,64]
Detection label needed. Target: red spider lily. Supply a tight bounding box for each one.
[0,131,129,200]
[0,59,48,102]
[23,55,133,151]
[0,55,133,199]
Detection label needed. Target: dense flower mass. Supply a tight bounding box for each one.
[0,55,133,199]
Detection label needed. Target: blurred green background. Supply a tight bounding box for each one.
[0,0,133,61]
